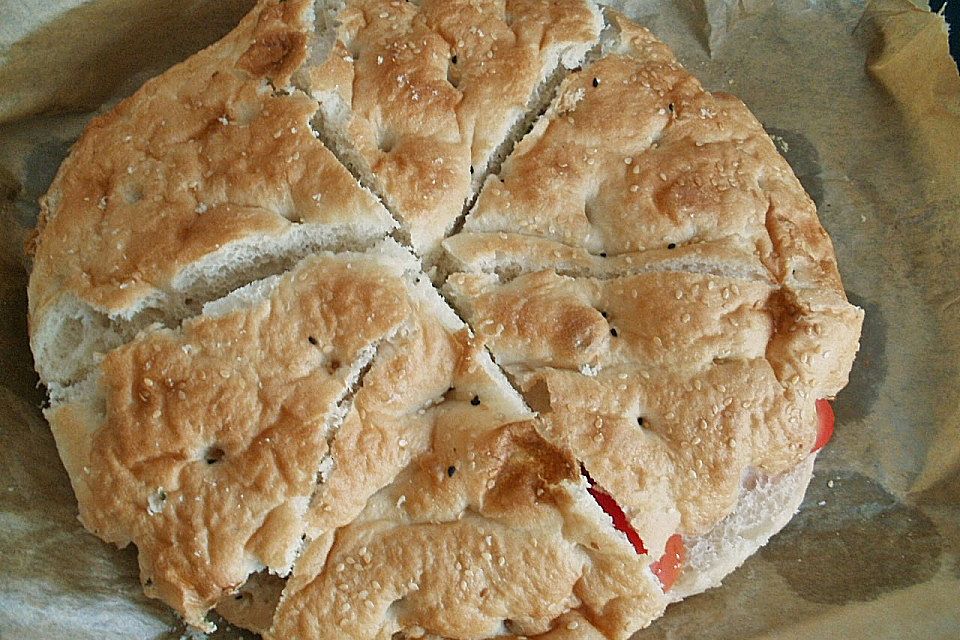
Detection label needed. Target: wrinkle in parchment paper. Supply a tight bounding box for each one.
[0,1,957,638]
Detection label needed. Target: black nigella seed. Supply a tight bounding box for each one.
[592,77,599,87]
[470,166,475,175]
[600,310,608,319]
[668,102,675,112]
[667,243,676,250]
[599,252,607,257]
[452,54,458,64]
[471,395,481,406]
[637,417,644,426]
[610,328,619,337]
[308,335,318,345]
[447,466,457,477]
[234,593,244,600]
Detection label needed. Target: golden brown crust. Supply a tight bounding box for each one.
[28,0,394,364]
[46,250,413,628]
[301,0,602,256]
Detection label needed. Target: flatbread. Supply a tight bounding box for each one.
[27,2,864,638]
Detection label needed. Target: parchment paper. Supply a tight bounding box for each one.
[1,1,957,638]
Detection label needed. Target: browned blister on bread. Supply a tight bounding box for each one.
[299,0,603,257]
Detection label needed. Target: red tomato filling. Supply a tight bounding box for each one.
[583,469,684,591]
[651,533,684,591]
[813,398,834,452]
[586,484,648,555]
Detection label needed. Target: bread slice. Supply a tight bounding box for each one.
[446,13,852,299]
[28,0,396,392]
[43,240,423,630]
[270,417,673,639]
[295,0,604,259]
[440,232,774,284]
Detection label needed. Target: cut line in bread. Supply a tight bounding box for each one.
[28,0,397,391]
[440,232,776,285]
[295,0,604,260]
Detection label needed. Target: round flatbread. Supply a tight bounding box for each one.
[28,1,863,638]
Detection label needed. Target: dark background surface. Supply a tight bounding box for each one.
[929,0,960,68]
